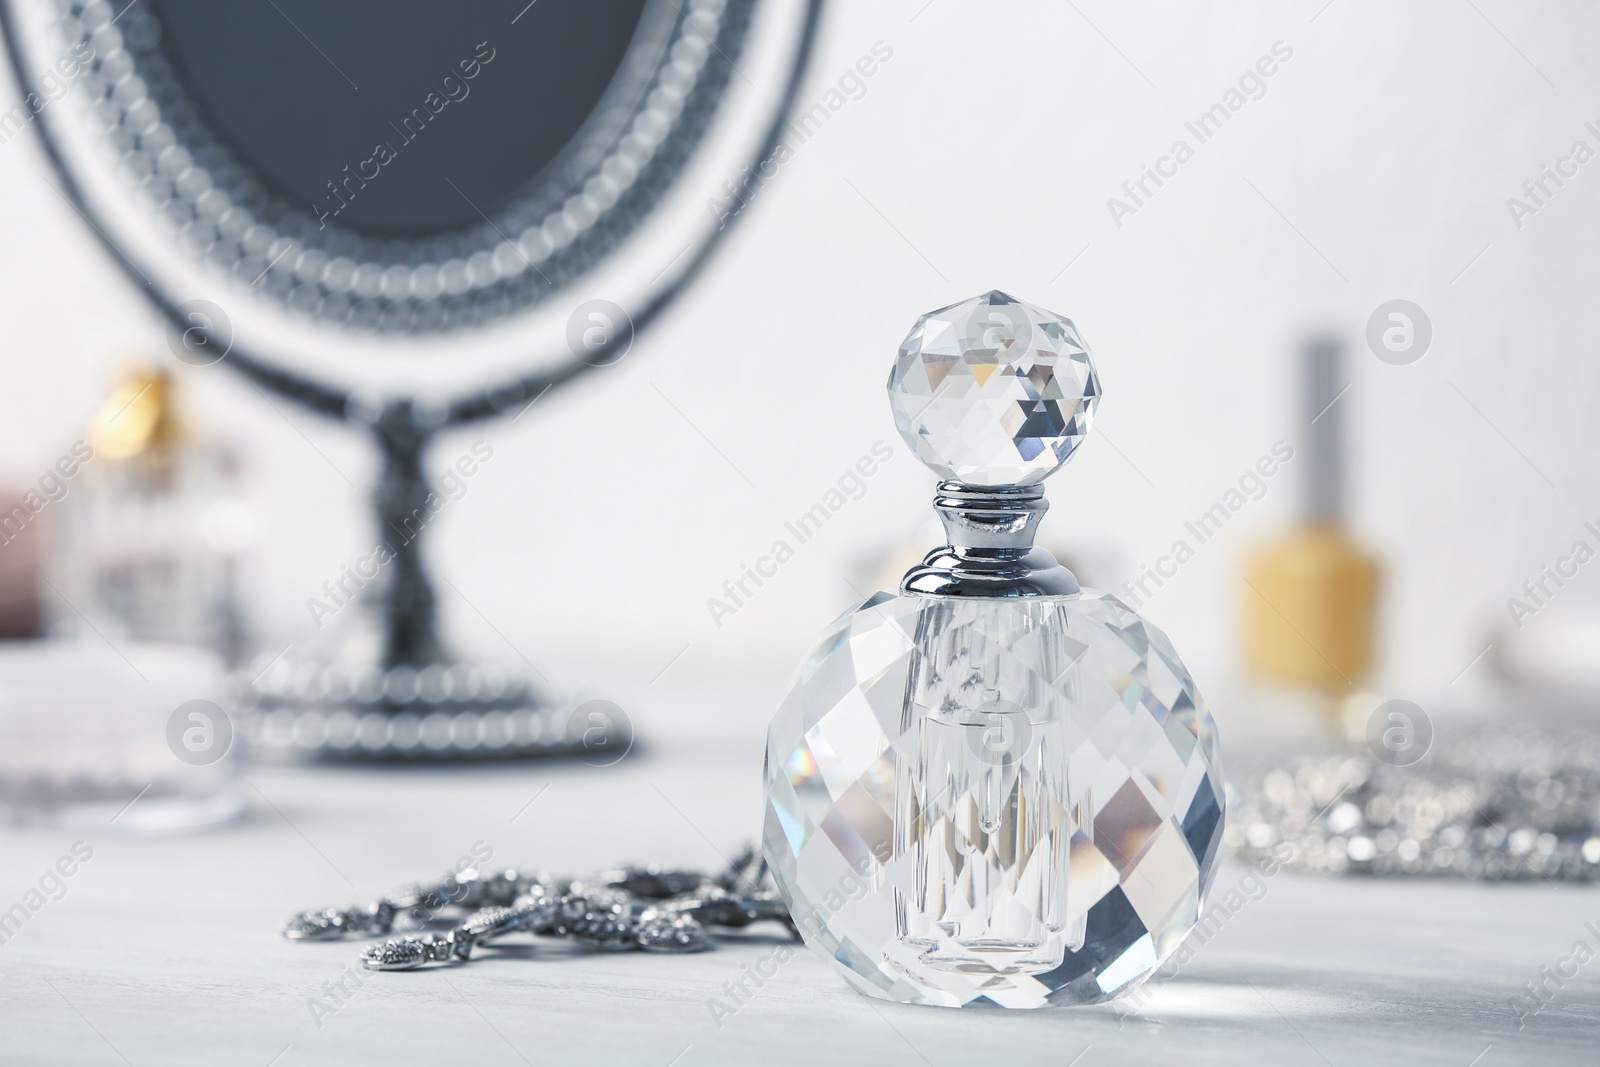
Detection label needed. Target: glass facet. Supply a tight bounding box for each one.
[763,590,1223,1009]
[887,290,1100,487]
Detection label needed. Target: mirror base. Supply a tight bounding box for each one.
[241,656,619,763]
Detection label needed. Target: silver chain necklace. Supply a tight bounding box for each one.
[284,847,792,970]
[1228,728,1600,881]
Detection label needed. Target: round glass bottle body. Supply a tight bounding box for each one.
[763,589,1223,1008]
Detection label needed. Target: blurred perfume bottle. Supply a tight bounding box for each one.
[1242,334,1379,740]
[48,363,253,665]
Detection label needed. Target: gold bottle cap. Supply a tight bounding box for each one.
[87,362,192,460]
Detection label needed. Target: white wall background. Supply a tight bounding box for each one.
[2,0,1598,736]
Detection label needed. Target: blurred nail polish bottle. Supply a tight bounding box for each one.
[1242,334,1379,741]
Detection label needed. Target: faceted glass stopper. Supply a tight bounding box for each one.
[887,290,1100,487]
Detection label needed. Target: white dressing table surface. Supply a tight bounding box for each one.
[2,689,1597,1067]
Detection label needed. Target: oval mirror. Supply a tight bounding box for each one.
[1,0,822,759]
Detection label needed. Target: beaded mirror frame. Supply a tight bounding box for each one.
[35,0,750,333]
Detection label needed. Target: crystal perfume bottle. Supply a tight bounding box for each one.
[762,292,1224,1009]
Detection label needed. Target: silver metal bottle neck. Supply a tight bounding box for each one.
[899,481,1080,598]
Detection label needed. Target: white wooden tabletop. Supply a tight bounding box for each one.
[2,686,1597,1067]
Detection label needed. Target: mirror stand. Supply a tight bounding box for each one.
[372,399,446,669]
[241,381,618,763]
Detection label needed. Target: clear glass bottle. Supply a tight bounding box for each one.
[6,363,251,831]
[48,362,252,664]
[763,292,1224,1008]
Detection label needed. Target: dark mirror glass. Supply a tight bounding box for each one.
[152,0,651,234]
